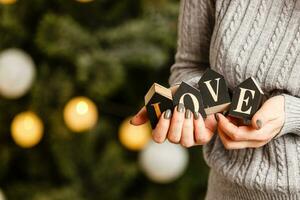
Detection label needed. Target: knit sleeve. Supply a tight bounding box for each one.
[275,93,300,139]
[169,0,215,88]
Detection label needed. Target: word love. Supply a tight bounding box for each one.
[145,69,264,129]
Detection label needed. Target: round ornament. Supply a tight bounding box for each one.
[0,49,35,99]
[139,141,189,183]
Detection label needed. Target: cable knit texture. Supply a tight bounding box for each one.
[169,0,300,199]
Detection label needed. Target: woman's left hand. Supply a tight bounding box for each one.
[216,95,285,149]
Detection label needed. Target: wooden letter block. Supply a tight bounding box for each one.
[198,69,231,115]
[228,77,264,121]
[173,82,206,118]
[145,83,174,129]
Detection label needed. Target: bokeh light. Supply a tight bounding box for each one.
[11,111,44,148]
[63,96,98,132]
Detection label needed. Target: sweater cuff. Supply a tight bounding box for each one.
[275,94,300,138]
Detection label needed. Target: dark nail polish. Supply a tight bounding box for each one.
[194,112,200,120]
[215,113,220,122]
[177,103,185,113]
[164,109,172,119]
[256,119,262,130]
[185,109,192,119]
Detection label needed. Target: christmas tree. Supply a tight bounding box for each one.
[0,0,209,199]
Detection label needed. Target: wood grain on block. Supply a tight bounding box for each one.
[173,82,206,118]
[145,83,173,129]
[198,69,231,115]
[228,77,264,121]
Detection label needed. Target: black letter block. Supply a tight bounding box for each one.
[198,69,231,115]
[228,77,264,121]
[173,82,206,118]
[145,83,174,129]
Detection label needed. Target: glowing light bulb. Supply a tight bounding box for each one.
[119,117,151,151]
[11,111,44,148]
[63,97,98,132]
[0,0,17,5]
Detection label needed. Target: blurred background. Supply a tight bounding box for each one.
[0,0,209,199]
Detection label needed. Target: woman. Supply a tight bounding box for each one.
[131,0,300,199]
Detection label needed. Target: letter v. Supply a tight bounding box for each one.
[204,78,220,102]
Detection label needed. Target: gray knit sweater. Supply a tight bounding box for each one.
[169,0,300,199]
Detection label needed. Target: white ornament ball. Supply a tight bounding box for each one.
[0,48,36,99]
[139,141,189,183]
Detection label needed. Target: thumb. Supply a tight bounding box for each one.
[251,99,275,130]
[130,106,149,126]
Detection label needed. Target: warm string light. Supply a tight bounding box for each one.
[9,96,99,148]
[0,0,17,4]
[63,96,98,132]
[11,111,44,148]
[119,117,151,151]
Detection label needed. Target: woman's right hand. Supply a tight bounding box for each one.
[130,86,217,148]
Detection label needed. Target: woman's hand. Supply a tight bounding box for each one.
[130,86,217,148]
[151,107,217,147]
[216,95,285,149]
[130,85,179,126]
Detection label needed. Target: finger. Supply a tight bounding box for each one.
[194,114,214,145]
[180,109,195,148]
[130,107,149,126]
[152,110,172,143]
[194,112,206,144]
[251,96,284,130]
[168,103,185,143]
[217,113,279,142]
[205,114,218,133]
[218,127,267,149]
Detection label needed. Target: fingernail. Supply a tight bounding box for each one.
[164,109,172,119]
[215,113,220,122]
[177,103,185,113]
[185,109,192,119]
[256,119,262,130]
[194,112,200,120]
